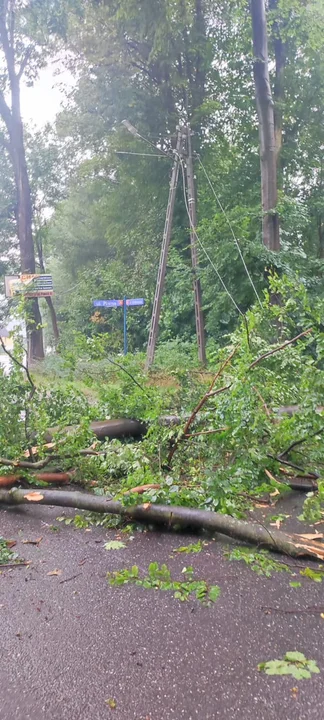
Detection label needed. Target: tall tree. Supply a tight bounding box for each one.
[0,0,74,359]
[251,0,280,251]
[0,0,44,359]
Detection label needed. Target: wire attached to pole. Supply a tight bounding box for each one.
[121,120,170,157]
[179,157,244,317]
[197,156,262,307]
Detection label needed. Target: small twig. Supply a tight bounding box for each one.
[261,606,324,615]
[253,386,272,420]
[0,562,30,569]
[184,427,229,438]
[207,347,238,394]
[264,468,283,484]
[121,483,161,496]
[59,573,82,585]
[206,384,232,398]
[0,456,52,470]
[279,468,319,481]
[167,347,238,465]
[0,335,35,393]
[248,329,312,370]
[106,356,149,396]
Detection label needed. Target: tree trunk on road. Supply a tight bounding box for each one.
[1,487,324,560]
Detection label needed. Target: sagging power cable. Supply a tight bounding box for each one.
[197,156,262,308]
[179,156,244,318]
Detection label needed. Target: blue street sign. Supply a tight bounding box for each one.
[93,300,119,308]
[126,298,145,307]
[92,297,145,355]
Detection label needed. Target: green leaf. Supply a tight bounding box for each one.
[105,698,117,709]
[300,567,323,583]
[259,652,320,680]
[284,652,306,663]
[208,585,221,602]
[104,541,126,551]
[289,581,302,588]
[307,660,320,674]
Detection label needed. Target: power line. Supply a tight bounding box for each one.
[116,151,172,158]
[197,156,262,307]
[179,157,244,317]
[55,280,85,296]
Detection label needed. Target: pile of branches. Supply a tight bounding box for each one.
[1,329,324,562]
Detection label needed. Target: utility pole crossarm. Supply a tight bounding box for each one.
[145,128,184,370]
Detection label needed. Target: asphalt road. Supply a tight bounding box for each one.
[1,502,324,720]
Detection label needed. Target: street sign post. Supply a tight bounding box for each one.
[93,297,145,355]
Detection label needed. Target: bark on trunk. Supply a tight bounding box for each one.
[251,0,280,251]
[319,218,324,259]
[1,487,324,560]
[0,7,44,360]
[36,234,59,344]
[269,0,286,185]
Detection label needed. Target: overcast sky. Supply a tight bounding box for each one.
[20,61,74,129]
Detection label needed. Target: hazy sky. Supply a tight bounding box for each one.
[20,62,74,129]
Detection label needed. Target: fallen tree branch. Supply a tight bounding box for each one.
[267,453,314,475]
[253,386,272,420]
[1,488,324,560]
[248,328,312,371]
[167,347,238,465]
[122,483,161,496]
[278,426,324,460]
[0,456,52,470]
[0,472,73,487]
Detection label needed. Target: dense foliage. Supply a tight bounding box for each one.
[1,277,324,523]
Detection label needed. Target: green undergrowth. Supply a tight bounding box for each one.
[2,275,324,522]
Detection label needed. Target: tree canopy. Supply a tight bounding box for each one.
[0,0,324,355]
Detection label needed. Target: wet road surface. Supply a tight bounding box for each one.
[1,502,324,720]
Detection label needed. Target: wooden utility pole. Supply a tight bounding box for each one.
[185,125,206,365]
[145,128,185,370]
[145,124,206,370]
[251,0,280,251]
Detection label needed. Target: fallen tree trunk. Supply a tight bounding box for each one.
[39,418,148,444]
[0,473,72,487]
[1,488,324,560]
[31,405,324,444]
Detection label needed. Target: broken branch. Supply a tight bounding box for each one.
[278,426,324,460]
[1,488,324,560]
[248,329,312,370]
[184,427,229,438]
[253,385,272,420]
[0,456,52,470]
[167,347,237,465]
